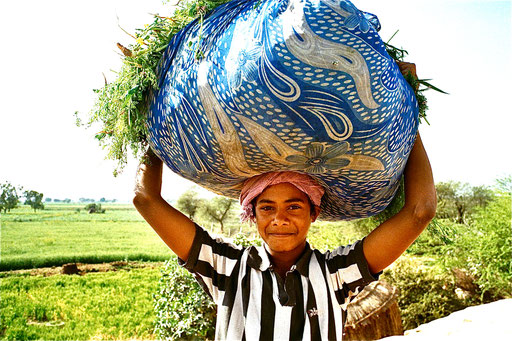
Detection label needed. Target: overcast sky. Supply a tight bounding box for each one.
[0,0,510,202]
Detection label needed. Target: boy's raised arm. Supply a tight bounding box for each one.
[133,149,196,261]
[363,133,437,274]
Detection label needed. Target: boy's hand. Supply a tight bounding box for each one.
[397,61,419,91]
[133,146,196,262]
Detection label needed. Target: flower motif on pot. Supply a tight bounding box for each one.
[286,142,351,174]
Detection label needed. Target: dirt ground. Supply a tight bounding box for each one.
[1,261,164,277]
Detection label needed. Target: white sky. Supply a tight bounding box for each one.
[0,0,511,202]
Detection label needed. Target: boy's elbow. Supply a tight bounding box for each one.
[133,192,151,210]
[412,196,437,225]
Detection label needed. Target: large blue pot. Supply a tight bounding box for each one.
[147,0,419,221]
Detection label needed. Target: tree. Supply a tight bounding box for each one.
[494,175,512,194]
[200,197,237,234]
[24,190,45,212]
[45,197,52,203]
[85,203,105,213]
[0,182,22,213]
[176,188,204,221]
[436,181,494,224]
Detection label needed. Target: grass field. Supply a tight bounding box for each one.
[1,264,162,340]
[1,204,173,271]
[0,204,364,340]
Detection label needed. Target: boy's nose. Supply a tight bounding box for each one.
[272,208,289,225]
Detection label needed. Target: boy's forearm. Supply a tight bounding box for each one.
[402,134,437,220]
[362,133,436,274]
[132,149,196,261]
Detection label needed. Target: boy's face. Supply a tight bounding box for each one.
[254,183,320,255]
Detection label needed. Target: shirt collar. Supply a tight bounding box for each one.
[247,242,312,277]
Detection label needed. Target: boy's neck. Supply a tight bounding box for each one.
[266,242,306,278]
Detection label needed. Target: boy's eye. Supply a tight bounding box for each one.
[260,206,274,211]
[289,204,302,210]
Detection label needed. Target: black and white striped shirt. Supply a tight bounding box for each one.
[180,224,379,340]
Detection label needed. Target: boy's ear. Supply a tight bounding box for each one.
[311,206,321,222]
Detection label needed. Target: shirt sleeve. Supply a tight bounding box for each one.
[178,224,245,304]
[324,238,381,306]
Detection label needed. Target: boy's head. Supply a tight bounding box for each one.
[240,171,324,253]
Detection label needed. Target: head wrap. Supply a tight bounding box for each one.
[239,171,325,222]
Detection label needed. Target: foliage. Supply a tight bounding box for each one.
[85,203,106,213]
[384,32,448,125]
[436,181,494,224]
[153,258,217,340]
[437,193,512,299]
[494,174,512,193]
[24,190,45,212]
[80,0,231,175]
[176,187,205,220]
[0,204,172,271]
[0,181,22,213]
[0,266,161,340]
[308,220,364,252]
[381,256,479,330]
[199,196,237,233]
[153,230,260,340]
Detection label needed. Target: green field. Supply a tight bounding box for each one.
[1,265,162,340]
[1,204,173,271]
[1,198,509,340]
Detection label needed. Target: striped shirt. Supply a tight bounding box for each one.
[180,224,379,341]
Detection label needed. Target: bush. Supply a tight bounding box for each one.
[153,258,216,340]
[438,194,512,299]
[381,256,479,330]
[84,203,105,214]
[153,233,261,340]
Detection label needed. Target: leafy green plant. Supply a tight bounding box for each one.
[381,256,478,330]
[80,0,231,176]
[384,31,448,125]
[153,259,217,340]
[438,193,512,299]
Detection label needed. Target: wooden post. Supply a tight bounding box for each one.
[343,280,403,340]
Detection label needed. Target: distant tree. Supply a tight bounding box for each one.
[63,198,72,203]
[24,190,45,212]
[45,197,52,203]
[200,197,236,234]
[0,182,22,213]
[85,203,105,214]
[79,198,94,203]
[100,197,106,202]
[54,198,62,203]
[494,175,512,194]
[176,188,204,220]
[436,181,494,224]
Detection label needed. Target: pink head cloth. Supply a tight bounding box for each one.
[239,171,325,222]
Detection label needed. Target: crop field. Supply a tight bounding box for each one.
[0,203,361,340]
[1,265,162,340]
[0,204,175,340]
[1,204,173,271]
[1,192,509,340]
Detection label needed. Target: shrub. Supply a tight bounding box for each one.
[84,203,105,214]
[153,258,216,340]
[153,233,261,340]
[381,256,479,330]
[438,194,512,299]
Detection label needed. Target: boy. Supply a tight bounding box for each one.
[133,132,436,340]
